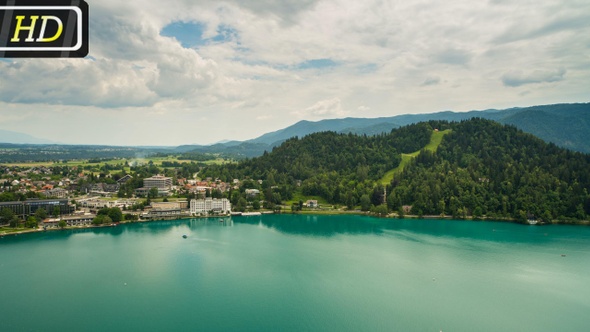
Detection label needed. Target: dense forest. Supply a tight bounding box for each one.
[202,119,590,222]
[200,123,433,207]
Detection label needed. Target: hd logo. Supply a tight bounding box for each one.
[0,0,88,57]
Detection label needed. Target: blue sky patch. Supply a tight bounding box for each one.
[296,58,338,70]
[161,21,238,48]
[212,25,238,43]
[356,63,378,74]
[161,21,207,48]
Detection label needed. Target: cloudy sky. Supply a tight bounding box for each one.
[0,0,588,146]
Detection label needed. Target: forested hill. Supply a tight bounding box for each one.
[202,118,590,223]
[203,122,434,183]
[389,119,590,222]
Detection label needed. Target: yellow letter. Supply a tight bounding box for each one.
[11,15,39,42]
[36,16,63,42]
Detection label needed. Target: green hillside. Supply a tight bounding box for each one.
[202,119,590,222]
[380,129,450,185]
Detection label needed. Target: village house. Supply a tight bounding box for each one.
[245,189,260,197]
[305,200,319,208]
[43,188,69,199]
[117,174,133,184]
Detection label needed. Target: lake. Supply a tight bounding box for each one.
[1,214,589,331]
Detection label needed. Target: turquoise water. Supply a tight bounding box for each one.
[1,215,589,331]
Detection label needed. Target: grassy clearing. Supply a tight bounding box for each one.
[285,191,330,206]
[0,227,33,234]
[379,129,451,185]
[424,129,450,152]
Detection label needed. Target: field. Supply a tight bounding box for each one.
[379,129,450,185]
[2,156,231,172]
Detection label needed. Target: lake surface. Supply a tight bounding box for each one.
[1,215,589,331]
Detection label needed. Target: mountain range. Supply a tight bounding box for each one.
[0,129,57,145]
[1,102,588,157]
[182,102,590,157]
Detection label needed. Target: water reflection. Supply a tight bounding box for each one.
[2,215,588,246]
[233,214,590,245]
[236,214,386,237]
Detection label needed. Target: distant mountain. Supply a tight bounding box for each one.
[243,102,590,154]
[498,104,590,153]
[0,129,56,144]
[182,102,590,158]
[249,118,401,146]
[173,142,271,158]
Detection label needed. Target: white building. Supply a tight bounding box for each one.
[245,189,260,197]
[190,198,231,215]
[144,175,172,189]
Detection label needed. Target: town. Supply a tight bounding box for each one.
[0,162,319,234]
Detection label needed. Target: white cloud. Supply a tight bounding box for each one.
[0,0,588,145]
[294,98,347,118]
[502,68,566,87]
[421,76,441,86]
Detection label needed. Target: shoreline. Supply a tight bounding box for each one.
[2,211,588,238]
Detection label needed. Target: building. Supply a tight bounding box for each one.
[245,189,260,197]
[42,214,96,228]
[305,200,318,208]
[0,199,74,219]
[90,183,120,196]
[42,188,69,199]
[147,208,182,217]
[190,198,231,215]
[117,174,133,184]
[151,201,188,210]
[135,175,173,197]
[134,187,170,197]
[61,214,96,226]
[144,175,172,190]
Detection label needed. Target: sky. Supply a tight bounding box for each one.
[0,0,589,146]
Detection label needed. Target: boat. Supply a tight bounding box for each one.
[182,234,188,239]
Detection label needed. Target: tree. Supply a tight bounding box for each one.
[92,215,112,225]
[397,207,405,219]
[473,206,483,220]
[123,213,138,221]
[52,206,61,217]
[9,216,20,228]
[360,194,371,211]
[236,197,247,212]
[371,204,389,217]
[1,207,15,224]
[107,208,123,223]
[34,208,48,220]
[252,200,260,210]
[148,187,159,199]
[58,220,67,229]
[25,216,38,228]
[98,207,123,223]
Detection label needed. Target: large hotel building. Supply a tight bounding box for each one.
[190,198,232,215]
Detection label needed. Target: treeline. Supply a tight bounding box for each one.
[0,144,163,163]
